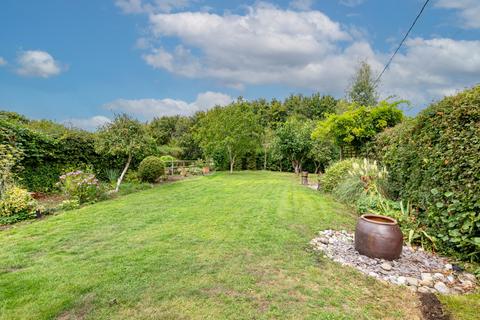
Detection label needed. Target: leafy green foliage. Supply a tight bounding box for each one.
[95,114,154,191]
[272,118,313,173]
[138,156,165,183]
[312,101,404,153]
[374,85,480,261]
[347,61,378,106]
[0,116,119,192]
[0,186,37,224]
[57,170,104,204]
[0,144,23,197]
[195,100,261,173]
[320,158,360,192]
[57,199,80,211]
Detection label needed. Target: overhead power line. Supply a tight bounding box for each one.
[375,0,431,83]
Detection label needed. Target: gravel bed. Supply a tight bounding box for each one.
[310,230,477,295]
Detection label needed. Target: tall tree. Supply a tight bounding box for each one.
[195,101,261,173]
[273,118,313,174]
[95,114,153,192]
[347,61,378,107]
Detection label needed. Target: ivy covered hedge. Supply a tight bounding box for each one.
[0,117,122,192]
[374,86,480,261]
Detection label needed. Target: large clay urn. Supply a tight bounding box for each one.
[354,214,403,260]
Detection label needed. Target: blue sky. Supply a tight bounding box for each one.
[0,0,479,130]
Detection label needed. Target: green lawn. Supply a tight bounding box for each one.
[0,171,448,319]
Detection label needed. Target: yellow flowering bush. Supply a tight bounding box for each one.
[0,186,37,223]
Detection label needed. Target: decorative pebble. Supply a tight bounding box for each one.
[310,229,477,295]
[381,262,392,271]
[434,282,450,294]
[406,277,419,287]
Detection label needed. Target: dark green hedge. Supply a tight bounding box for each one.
[0,118,122,192]
[374,86,480,261]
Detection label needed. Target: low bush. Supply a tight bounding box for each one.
[0,186,37,224]
[138,156,165,183]
[123,170,139,183]
[320,158,359,192]
[57,170,104,204]
[58,199,80,211]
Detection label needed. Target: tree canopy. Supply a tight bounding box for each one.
[195,101,262,173]
[95,114,153,191]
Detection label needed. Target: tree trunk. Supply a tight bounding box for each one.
[228,147,235,174]
[115,153,132,192]
[293,160,300,175]
[263,147,267,170]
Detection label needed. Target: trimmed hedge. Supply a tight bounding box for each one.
[374,86,480,261]
[138,156,165,183]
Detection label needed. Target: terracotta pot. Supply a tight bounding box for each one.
[354,214,403,260]
[202,166,210,174]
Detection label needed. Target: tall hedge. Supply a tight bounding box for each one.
[374,86,480,261]
[0,117,122,192]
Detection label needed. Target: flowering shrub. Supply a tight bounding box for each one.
[0,186,37,224]
[57,170,103,204]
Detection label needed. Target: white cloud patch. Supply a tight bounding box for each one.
[115,0,192,14]
[134,3,480,107]
[380,38,480,104]
[0,57,6,66]
[145,5,355,90]
[64,116,111,132]
[289,0,314,11]
[436,0,480,29]
[16,50,63,78]
[339,0,364,7]
[103,91,233,119]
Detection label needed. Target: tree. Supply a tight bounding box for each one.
[309,137,339,174]
[195,101,261,173]
[312,100,404,157]
[95,114,153,192]
[347,61,378,107]
[273,118,313,174]
[261,128,274,170]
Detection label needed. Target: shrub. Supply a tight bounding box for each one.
[57,170,103,204]
[138,156,165,183]
[58,199,80,211]
[374,85,480,261]
[332,175,364,205]
[0,144,23,197]
[0,186,37,224]
[159,155,176,162]
[123,170,139,183]
[320,158,359,192]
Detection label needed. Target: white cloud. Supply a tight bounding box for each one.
[64,116,111,132]
[115,0,192,14]
[135,3,480,107]
[0,57,6,66]
[16,50,63,78]
[103,91,233,119]
[339,0,364,7]
[436,0,480,29]
[289,0,314,11]
[380,38,480,104]
[145,5,353,90]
